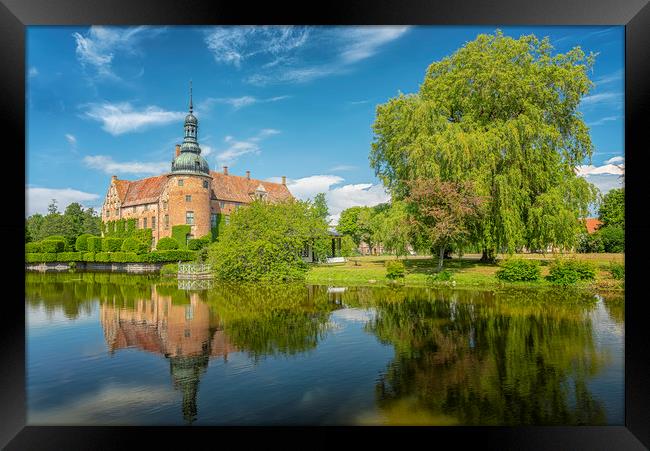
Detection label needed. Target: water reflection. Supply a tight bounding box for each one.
[25,273,623,425]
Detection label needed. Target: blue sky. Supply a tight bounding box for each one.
[26,25,624,221]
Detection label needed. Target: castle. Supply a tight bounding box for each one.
[100,85,293,248]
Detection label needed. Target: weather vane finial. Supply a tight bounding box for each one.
[189,80,193,113]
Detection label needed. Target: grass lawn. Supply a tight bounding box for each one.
[305,253,624,292]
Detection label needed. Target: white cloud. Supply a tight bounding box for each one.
[28,67,38,77]
[26,186,100,216]
[329,164,357,172]
[83,102,185,135]
[581,92,622,106]
[575,163,624,176]
[83,155,169,175]
[216,129,280,166]
[275,174,391,224]
[587,115,619,127]
[72,26,164,80]
[595,69,623,86]
[200,95,290,111]
[604,156,624,165]
[65,134,77,145]
[205,26,410,86]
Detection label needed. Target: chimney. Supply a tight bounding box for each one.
[246,170,250,180]
[223,166,229,175]
[175,144,181,157]
[281,176,286,186]
[112,175,117,183]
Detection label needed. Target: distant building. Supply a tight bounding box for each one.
[583,218,603,234]
[101,84,293,247]
[358,241,384,256]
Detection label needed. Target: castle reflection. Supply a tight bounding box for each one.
[99,285,236,424]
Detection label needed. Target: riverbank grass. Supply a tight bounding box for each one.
[306,253,624,291]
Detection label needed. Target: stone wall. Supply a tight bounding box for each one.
[26,262,166,273]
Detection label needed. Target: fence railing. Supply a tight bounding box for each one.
[178,262,212,274]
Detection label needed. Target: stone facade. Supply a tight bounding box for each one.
[100,89,293,248]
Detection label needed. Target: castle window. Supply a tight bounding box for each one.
[211,213,217,228]
[144,204,149,211]
[114,208,119,216]
[185,195,192,202]
[164,214,169,229]
[203,180,209,189]
[163,201,168,210]
[219,201,225,209]
[151,216,156,228]
[143,217,148,228]
[178,179,184,186]
[106,210,110,217]
[186,211,194,225]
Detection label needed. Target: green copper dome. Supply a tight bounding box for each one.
[171,81,210,176]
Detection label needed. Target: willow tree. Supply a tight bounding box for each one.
[370,31,598,260]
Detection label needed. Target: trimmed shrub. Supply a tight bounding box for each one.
[172,225,192,249]
[121,237,149,254]
[63,243,74,252]
[187,238,208,251]
[609,262,625,280]
[110,252,140,263]
[157,237,180,250]
[75,234,94,252]
[87,236,103,252]
[496,258,541,282]
[546,259,596,285]
[41,240,64,253]
[94,252,112,262]
[43,235,65,242]
[143,250,197,262]
[428,269,454,282]
[385,260,406,280]
[102,237,124,252]
[55,252,83,262]
[160,263,179,276]
[25,253,57,263]
[132,228,153,248]
[82,252,96,262]
[25,242,42,253]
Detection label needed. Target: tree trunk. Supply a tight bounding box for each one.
[437,245,445,272]
[480,248,496,263]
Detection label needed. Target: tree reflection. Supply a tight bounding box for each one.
[364,288,608,425]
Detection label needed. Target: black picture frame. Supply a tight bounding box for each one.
[2,0,649,448]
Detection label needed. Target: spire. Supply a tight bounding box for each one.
[189,80,193,113]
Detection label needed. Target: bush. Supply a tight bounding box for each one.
[94,252,112,262]
[576,232,605,253]
[340,235,359,257]
[157,237,180,250]
[87,236,103,252]
[496,258,541,282]
[428,269,454,282]
[82,252,95,262]
[385,260,406,280]
[609,262,625,280]
[121,237,149,254]
[102,237,124,252]
[160,263,179,276]
[55,252,83,262]
[172,225,192,249]
[110,252,140,263]
[598,225,624,253]
[546,259,596,285]
[25,242,42,253]
[43,235,65,242]
[75,234,94,252]
[41,240,64,253]
[142,250,197,262]
[25,253,57,263]
[187,238,208,251]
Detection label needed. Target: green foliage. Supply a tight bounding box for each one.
[87,236,103,252]
[94,252,112,263]
[172,225,192,249]
[157,237,180,250]
[370,31,598,256]
[25,253,57,263]
[546,259,596,285]
[597,225,624,253]
[160,263,179,275]
[385,260,406,280]
[121,237,149,254]
[598,188,624,229]
[55,252,83,262]
[496,258,541,282]
[43,235,66,242]
[142,250,197,262]
[75,233,95,252]
[427,269,454,282]
[109,252,140,263]
[26,203,101,245]
[187,238,208,251]
[208,199,327,282]
[102,237,124,252]
[82,252,95,262]
[41,240,64,253]
[609,262,624,280]
[371,201,413,257]
[340,235,359,257]
[25,242,42,253]
[576,232,605,253]
[337,207,364,246]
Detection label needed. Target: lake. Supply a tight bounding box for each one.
[25,272,624,426]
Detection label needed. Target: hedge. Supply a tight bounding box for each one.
[25,253,57,263]
[157,237,180,250]
[102,237,124,252]
[41,240,64,253]
[26,249,196,263]
[75,234,95,252]
[171,225,192,249]
[25,242,41,253]
[94,252,112,262]
[496,258,541,282]
[187,238,208,251]
[121,238,149,254]
[546,259,596,285]
[43,235,66,242]
[55,252,83,262]
[109,252,140,263]
[87,236,103,252]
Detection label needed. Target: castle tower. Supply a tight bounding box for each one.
[168,82,212,242]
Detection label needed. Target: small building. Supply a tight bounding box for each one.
[358,241,384,256]
[583,218,603,234]
[301,229,343,263]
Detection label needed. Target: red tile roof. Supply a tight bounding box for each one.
[120,175,168,207]
[584,218,603,234]
[209,171,293,203]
